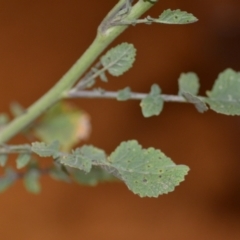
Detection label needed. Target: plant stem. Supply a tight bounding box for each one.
[0,0,155,144]
[67,90,192,102]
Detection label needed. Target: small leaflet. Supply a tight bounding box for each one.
[0,154,8,167]
[16,153,31,169]
[182,92,208,113]
[49,167,71,182]
[0,168,16,193]
[140,84,164,117]
[101,43,136,76]
[72,167,116,186]
[157,9,198,24]
[206,68,240,115]
[59,145,106,173]
[31,141,60,158]
[0,114,9,126]
[178,72,200,96]
[108,140,189,197]
[117,87,131,101]
[23,169,41,194]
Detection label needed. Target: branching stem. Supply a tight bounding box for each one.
[0,0,155,144]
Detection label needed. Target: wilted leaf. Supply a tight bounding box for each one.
[33,101,91,151]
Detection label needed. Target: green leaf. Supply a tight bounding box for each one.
[182,92,208,113]
[140,84,164,117]
[10,102,25,117]
[31,141,60,158]
[0,154,8,167]
[117,87,131,101]
[59,145,106,173]
[72,167,116,186]
[23,169,41,194]
[49,166,71,182]
[109,140,189,197]
[178,72,200,96]
[0,168,17,193]
[157,9,198,24]
[33,101,91,151]
[0,113,9,126]
[206,69,240,115]
[101,43,136,76]
[16,153,31,169]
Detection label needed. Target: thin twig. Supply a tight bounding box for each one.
[66,89,206,103]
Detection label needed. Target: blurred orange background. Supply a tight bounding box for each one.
[1,0,240,239]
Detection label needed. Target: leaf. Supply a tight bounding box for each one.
[33,101,91,151]
[59,145,106,173]
[23,169,41,194]
[49,167,71,182]
[16,153,31,169]
[72,167,116,186]
[0,168,17,193]
[178,72,200,96]
[0,114,9,126]
[10,102,25,117]
[0,154,8,167]
[182,92,208,113]
[109,140,189,197]
[31,141,60,158]
[101,43,136,76]
[206,69,240,115]
[140,84,164,117]
[157,9,198,24]
[117,87,131,101]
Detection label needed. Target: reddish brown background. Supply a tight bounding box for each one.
[1,0,240,239]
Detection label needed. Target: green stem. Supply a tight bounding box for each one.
[0,0,155,144]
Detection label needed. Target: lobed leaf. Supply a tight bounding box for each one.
[101,43,136,76]
[206,68,240,115]
[140,84,164,117]
[109,140,189,197]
